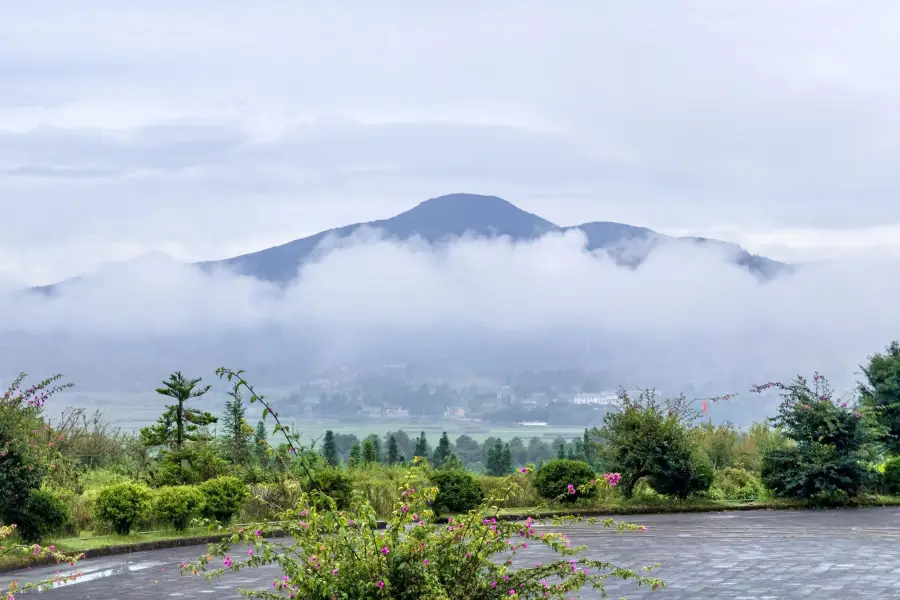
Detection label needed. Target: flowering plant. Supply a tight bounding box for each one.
[1,524,84,600]
[181,369,663,599]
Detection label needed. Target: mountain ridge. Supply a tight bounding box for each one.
[35,193,789,293]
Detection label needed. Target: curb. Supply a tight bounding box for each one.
[0,521,389,574]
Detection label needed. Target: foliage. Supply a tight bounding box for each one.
[734,421,788,472]
[387,434,400,465]
[756,373,878,499]
[692,421,742,470]
[710,467,766,500]
[2,524,84,599]
[0,373,71,528]
[13,488,74,543]
[362,438,379,464]
[151,443,231,486]
[94,482,153,536]
[153,485,205,531]
[882,456,900,495]
[221,385,253,465]
[140,371,217,451]
[181,365,662,599]
[199,476,249,523]
[413,430,429,458]
[305,468,354,510]
[532,459,597,503]
[485,438,512,476]
[859,341,900,453]
[432,431,453,468]
[598,389,716,498]
[321,430,340,467]
[429,468,484,514]
[348,442,362,469]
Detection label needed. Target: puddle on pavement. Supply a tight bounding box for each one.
[36,560,166,590]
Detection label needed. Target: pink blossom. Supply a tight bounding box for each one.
[376,580,384,589]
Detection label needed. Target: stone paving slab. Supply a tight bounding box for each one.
[5,507,900,598]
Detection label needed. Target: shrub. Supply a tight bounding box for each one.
[429,469,484,514]
[153,485,205,531]
[12,488,73,543]
[532,459,597,503]
[307,468,353,510]
[883,457,900,495]
[714,467,766,500]
[757,374,878,499]
[94,482,153,536]
[184,465,659,599]
[650,452,714,499]
[199,476,248,523]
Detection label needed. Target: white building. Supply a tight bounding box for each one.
[573,392,617,405]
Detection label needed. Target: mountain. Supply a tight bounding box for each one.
[197,193,787,283]
[36,193,789,293]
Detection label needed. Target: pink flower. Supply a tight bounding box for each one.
[332,568,339,575]
[376,580,384,589]
[520,467,527,473]
[223,556,232,568]
[248,549,254,556]
[423,559,429,565]
[255,529,262,537]
[567,484,576,495]
[509,589,516,595]
[401,505,409,513]
[381,546,389,555]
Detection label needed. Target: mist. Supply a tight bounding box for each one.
[2,228,895,423]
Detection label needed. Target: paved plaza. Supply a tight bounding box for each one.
[4,508,900,599]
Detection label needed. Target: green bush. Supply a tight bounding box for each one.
[532,459,597,503]
[153,485,205,531]
[714,467,766,500]
[94,482,153,536]
[429,469,484,515]
[883,457,900,494]
[12,489,73,543]
[199,476,248,523]
[307,468,353,510]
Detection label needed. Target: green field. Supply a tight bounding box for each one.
[280,420,587,443]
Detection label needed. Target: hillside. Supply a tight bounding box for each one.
[36,193,789,293]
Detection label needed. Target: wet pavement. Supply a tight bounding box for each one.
[4,508,900,598]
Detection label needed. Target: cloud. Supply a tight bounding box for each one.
[4,1,900,283]
[1,230,894,421]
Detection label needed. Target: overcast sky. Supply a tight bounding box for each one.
[3,1,900,285]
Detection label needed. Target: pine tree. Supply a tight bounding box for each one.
[321,430,340,467]
[414,431,430,459]
[254,420,269,466]
[348,442,362,469]
[140,371,216,451]
[432,431,452,468]
[556,442,566,459]
[486,438,509,476]
[362,438,378,464]
[387,434,400,465]
[501,443,512,474]
[221,387,251,465]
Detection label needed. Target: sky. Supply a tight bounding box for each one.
[4,1,900,285]
[2,1,900,411]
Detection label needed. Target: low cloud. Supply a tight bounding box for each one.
[1,228,894,422]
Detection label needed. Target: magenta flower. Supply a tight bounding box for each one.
[520,467,527,473]
[423,559,429,565]
[381,546,389,555]
[567,484,576,495]
[223,556,232,568]
[376,580,384,589]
